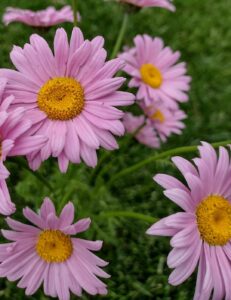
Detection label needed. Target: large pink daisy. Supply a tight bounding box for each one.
[3,6,80,27]
[119,0,175,11]
[0,27,135,172]
[0,197,110,299]
[147,142,231,299]
[119,35,191,109]
[140,101,186,142]
[123,112,160,148]
[0,78,47,215]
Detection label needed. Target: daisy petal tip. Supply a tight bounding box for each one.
[146,225,155,235]
[43,196,52,204]
[153,174,161,183]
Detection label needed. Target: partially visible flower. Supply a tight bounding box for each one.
[140,101,186,142]
[3,6,80,27]
[0,78,47,215]
[123,113,160,148]
[0,197,110,299]
[147,142,231,300]
[119,35,191,108]
[119,0,175,11]
[0,27,135,172]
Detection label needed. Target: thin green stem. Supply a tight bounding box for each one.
[108,139,231,188]
[92,122,146,186]
[110,13,129,59]
[9,157,53,192]
[72,0,78,27]
[131,122,146,137]
[58,185,77,213]
[90,151,111,185]
[97,210,157,223]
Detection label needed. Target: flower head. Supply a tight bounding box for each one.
[120,35,191,108]
[119,0,175,11]
[0,78,47,215]
[123,112,160,148]
[140,101,186,142]
[0,27,135,172]
[0,197,110,299]
[3,6,80,27]
[147,142,231,299]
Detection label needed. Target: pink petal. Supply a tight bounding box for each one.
[54,28,69,76]
[40,197,56,220]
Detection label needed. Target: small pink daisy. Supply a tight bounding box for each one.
[3,6,80,27]
[147,142,231,299]
[123,112,160,148]
[0,78,47,215]
[119,35,191,109]
[0,27,135,172]
[140,101,186,142]
[119,0,175,11]
[0,197,110,299]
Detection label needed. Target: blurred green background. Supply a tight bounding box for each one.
[0,0,231,299]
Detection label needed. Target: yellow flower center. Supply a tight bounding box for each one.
[140,64,163,88]
[196,195,231,246]
[36,230,73,263]
[150,109,165,123]
[37,77,84,120]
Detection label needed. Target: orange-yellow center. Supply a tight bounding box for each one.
[36,230,73,263]
[140,63,163,88]
[37,77,84,120]
[196,195,231,246]
[150,109,165,123]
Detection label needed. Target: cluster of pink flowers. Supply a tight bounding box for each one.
[0,17,136,297]
[3,6,80,28]
[1,1,226,300]
[121,34,191,148]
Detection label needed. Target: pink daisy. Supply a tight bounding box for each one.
[0,78,47,215]
[119,0,175,11]
[119,35,191,109]
[3,6,80,27]
[0,27,135,172]
[147,142,231,299]
[0,197,110,299]
[123,112,160,148]
[140,101,186,142]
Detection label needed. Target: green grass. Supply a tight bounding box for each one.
[0,0,231,299]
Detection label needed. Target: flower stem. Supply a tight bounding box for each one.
[91,122,145,187]
[110,13,129,59]
[58,185,77,213]
[72,0,78,27]
[9,157,53,192]
[90,150,111,186]
[108,139,231,188]
[97,210,156,223]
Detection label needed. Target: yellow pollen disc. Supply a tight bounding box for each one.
[150,109,165,123]
[37,77,84,120]
[36,230,73,263]
[196,195,231,246]
[140,63,163,88]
